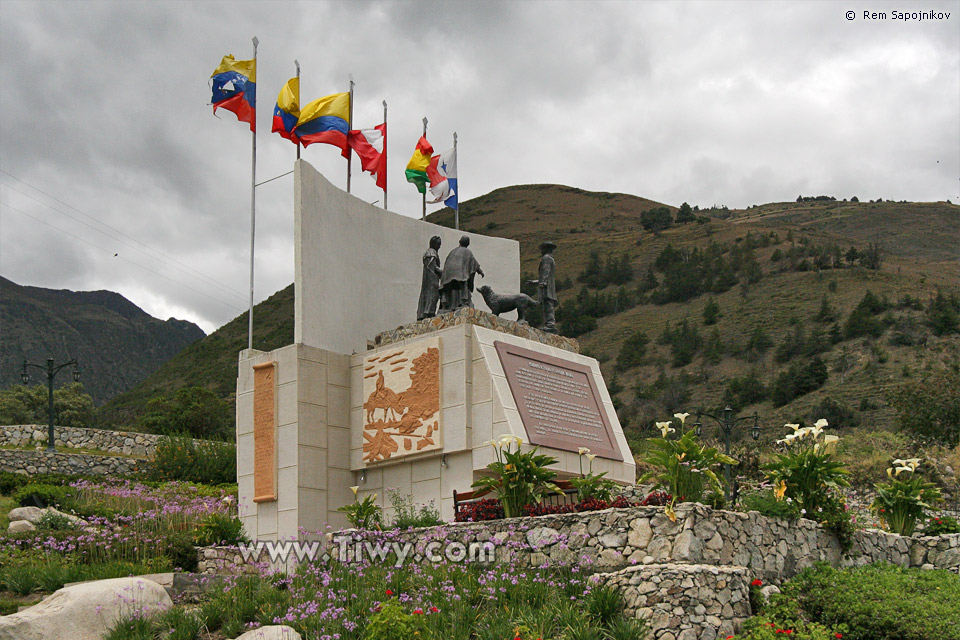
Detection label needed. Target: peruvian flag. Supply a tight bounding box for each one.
[427,147,457,208]
[347,123,386,190]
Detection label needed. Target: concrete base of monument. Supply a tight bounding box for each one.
[236,311,635,542]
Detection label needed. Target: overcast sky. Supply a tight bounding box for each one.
[1,0,957,334]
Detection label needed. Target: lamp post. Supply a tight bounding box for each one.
[21,358,80,452]
[694,406,759,500]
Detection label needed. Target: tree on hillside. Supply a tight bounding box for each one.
[675,202,695,224]
[887,369,960,447]
[702,298,721,325]
[140,386,233,440]
[0,382,94,429]
[640,207,672,234]
[926,290,960,336]
[616,330,650,372]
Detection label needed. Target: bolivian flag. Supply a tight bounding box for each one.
[405,137,433,193]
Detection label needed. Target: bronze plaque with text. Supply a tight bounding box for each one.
[494,341,622,461]
[252,362,277,502]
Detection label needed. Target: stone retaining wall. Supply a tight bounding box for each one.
[199,503,960,580]
[0,449,144,477]
[599,564,751,640]
[197,503,960,638]
[1,425,162,457]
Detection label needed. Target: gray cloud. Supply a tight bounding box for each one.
[1,0,957,334]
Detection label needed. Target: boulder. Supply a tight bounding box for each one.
[47,507,88,527]
[7,506,45,524]
[7,520,36,534]
[0,576,172,640]
[233,626,303,640]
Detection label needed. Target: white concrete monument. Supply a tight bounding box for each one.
[236,160,635,541]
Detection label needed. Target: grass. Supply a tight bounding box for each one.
[103,555,649,640]
[0,495,14,532]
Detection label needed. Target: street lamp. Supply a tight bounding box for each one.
[694,406,759,500]
[20,358,81,452]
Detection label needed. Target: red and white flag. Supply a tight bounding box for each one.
[348,123,386,190]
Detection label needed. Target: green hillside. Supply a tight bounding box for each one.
[100,187,960,451]
[97,284,294,427]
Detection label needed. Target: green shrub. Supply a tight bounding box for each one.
[0,382,94,428]
[192,512,249,546]
[887,369,960,447]
[926,515,960,535]
[771,357,828,407]
[35,511,74,531]
[387,489,443,529]
[140,386,233,439]
[739,489,800,520]
[843,291,887,339]
[363,599,429,640]
[149,433,236,485]
[616,330,650,372]
[809,397,859,429]
[14,483,71,508]
[165,532,199,572]
[722,369,767,411]
[788,563,960,640]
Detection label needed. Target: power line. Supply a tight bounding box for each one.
[0,201,246,314]
[0,169,249,302]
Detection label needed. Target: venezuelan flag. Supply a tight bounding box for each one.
[405,136,433,194]
[272,77,300,144]
[210,54,256,132]
[294,92,350,157]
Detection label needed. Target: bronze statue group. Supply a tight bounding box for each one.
[417,235,558,334]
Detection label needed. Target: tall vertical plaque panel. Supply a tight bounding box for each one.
[252,362,278,502]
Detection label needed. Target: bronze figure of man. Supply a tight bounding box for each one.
[528,241,558,332]
[439,235,484,313]
[417,236,443,320]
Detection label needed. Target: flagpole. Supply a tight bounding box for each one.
[421,116,427,220]
[295,59,301,160]
[453,131,459,231]
[346,76,354,193]
[382,100,388,210]
[247,35,259,351]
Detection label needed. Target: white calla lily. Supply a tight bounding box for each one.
[814,418,829,429]
[674,412,690,424]
[578,447,591,456]
[656,421,675,438]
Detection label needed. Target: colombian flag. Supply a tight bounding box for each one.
[210,54,256,132]
[405,136,433,194]
[294,92,350,157]
[272,77,300,144]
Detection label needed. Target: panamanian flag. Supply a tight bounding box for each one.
[427,147,457,208]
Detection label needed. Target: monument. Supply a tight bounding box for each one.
[235,160,635,541]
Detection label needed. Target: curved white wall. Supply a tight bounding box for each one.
[294,160,521,355]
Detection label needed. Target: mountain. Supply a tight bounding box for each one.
[97,283,293,427]
[99,187,960,444]
[0,277,205,405]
